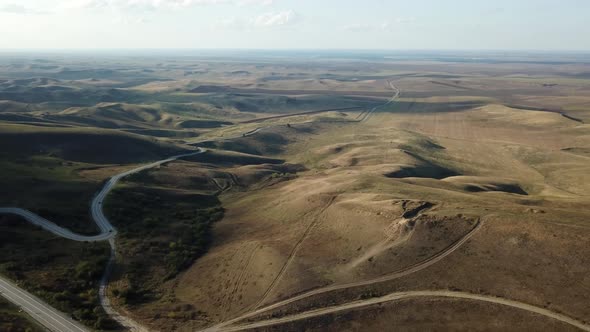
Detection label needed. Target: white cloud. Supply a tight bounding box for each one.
[252,10,296,28]
[396,17,416,24]
[61,0,274,10]
[237,0,274,5]
[113,15,149,24]
[212,16,244,29]
[213,9,298,30]
[341,23,379,32]
[341,22,390,32]
[0,4,49,14]
[341,18,416,32]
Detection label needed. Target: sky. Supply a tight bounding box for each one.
[1,0,590,50]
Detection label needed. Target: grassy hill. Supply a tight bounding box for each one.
[0,123,188,164]
[0,123,191,232]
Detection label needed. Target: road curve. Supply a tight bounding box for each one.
[1,149,205,243]
[205,218,482,331]
[0,275,89,332]
[0,149,205,332]
[0,207,114,242]
[221,290,590,332]
[90,150,207,237]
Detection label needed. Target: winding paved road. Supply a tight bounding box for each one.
[0,83,399,331]
[0,275,89,332]
[0,149,205,332]
[0,207,114,242]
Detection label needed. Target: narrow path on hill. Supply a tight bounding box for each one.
[221,290,590,332]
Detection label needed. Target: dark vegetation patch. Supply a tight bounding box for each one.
[384,165,459,180]
[462,183,528,195]
[229,163,307,190]
[385,149,459,180]
[0,130,186,164]
[0,113,59,124]
[192,87,392,98]
[185,92,376,114]
[0,217,116,330]
[183,150,283,167]
[506,104,584,123]
[228,70,251,76]
[104,186,223,306]
[197,132,290,156]
[377,101,485,114]
[0,158,101,234]
[429,80,474,90]
[0,297,43,332]
[0,100,39,113]
[40,103,172,129]
[188,85,232,93]
[238,106,362,124]
[401,201,434,219]
[561,147,590,157]
[122,129,199,138]
[176,119,232,129]
[43,114,124,129]
[0,87,144,105]
[399,140,446,152]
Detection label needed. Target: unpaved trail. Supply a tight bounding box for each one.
[359,81,400,123]
[248,82,400,311]
[220,290,590,332]
[348,202,434,269]
[226,242,261,316]
[240,107,363,124]
[205,217,483,331]
[253,195,337,309]
[346,217,413,270]
[99,239,150,332]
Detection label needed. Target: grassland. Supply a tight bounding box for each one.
[1,52,590,331]
[98,149,304,330]
[170,101,590,330]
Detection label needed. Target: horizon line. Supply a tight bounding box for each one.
[1,48,590,53]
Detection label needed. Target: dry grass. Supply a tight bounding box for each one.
[3,56,590,331]
[163,98,590,331]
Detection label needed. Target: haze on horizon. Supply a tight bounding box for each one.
[1,0,589,51]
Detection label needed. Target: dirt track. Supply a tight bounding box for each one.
[204,217,484,331]
[253,195,337,309]
[239,107,363,124]
[221,290,590,332]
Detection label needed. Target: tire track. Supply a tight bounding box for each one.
[359,81,400,123]
[221,290,590,332]
[252,195,337,310]
[227,242,260,315]
[204,216,483,331]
